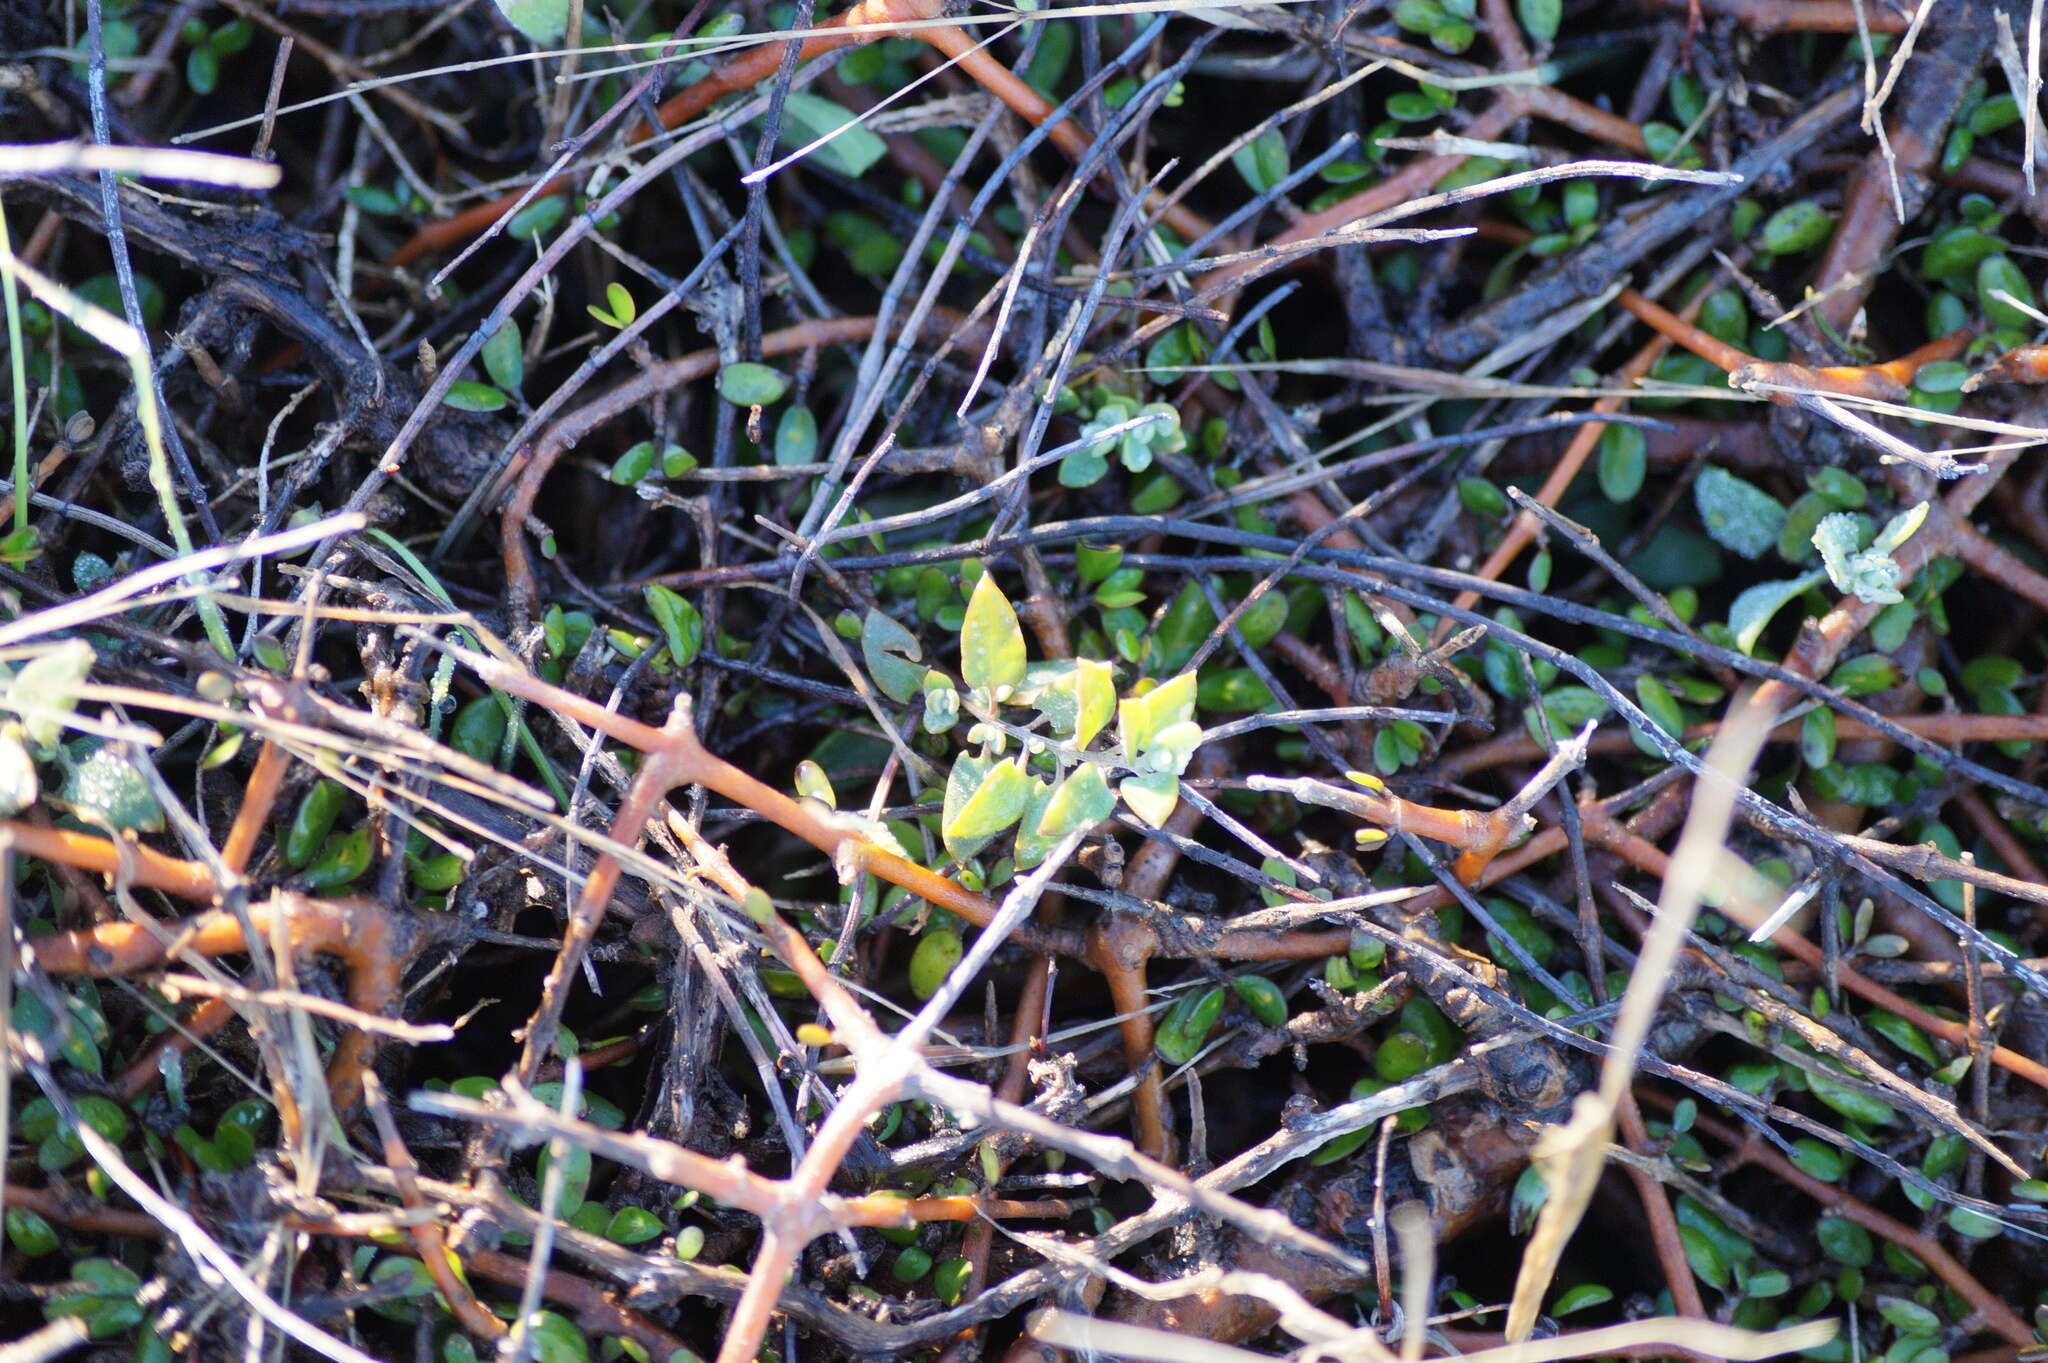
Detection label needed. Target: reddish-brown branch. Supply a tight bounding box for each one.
[2,1182,164,1239]
[1644,0,1911,33]
[221,739,290,873]
[26,885,403,1110]
[363,1072,511,1344]
[1,820,219,899]
[1614,1094,1711,1324]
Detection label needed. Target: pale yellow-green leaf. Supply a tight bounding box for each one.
[10,639,93,748]
[960,574,1026,694]
[943,755,1029,860]
[1119,769,1179,827]
[1118,671,1196,761]
[1038,762,1115,838]
[1037,658,1115,748]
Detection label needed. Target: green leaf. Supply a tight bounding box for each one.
[442,381,508,412]
[1154,986,1226,1065]
[776,92,890,179]
[62,745,162,832]
[1866,1011,1940,1068]
[1525,685,1608,743]
[1695,466,1785,559]
[960,574,1026,694]
[610,441,658,484]
[1633,674,1683,737]
[943,755,1030,860]
[1800,706,1835,769]
[482,321,524,393]
[1947,1206,2002,1240]
[211,19,255,55]
[4,1207,58,1256]
[537,1142,592,1216]
[1037,762,1115,838]
[908,928,963,1000]
[794,759,835,808]
[507,196,568,241]
[186,44,219,94]
[1788,1138,1845,1182]
[1517,0,1560,42]
[934,1256,972,1306]
[1230,974,1287,1028]
[717,362,789,407]
[1552,1284,1613,1315]
[1119,769,1179,827]
[1009,774,1060,870]
[1807,1070,1894,1126]
[1817,1215,1873,1267]
[1875,1296,1939,1337]
[1759,200,1834,254]
[1977,254,2036,329]
[589,281,636,328]
[286,779,346,869]
[1727,572,1821,653]
[644,586,703,668]
[1459,477,1508,519]
[1679,1224,1730,1289]
[1872,501,1928,554]
[1827,653,1899,697]
[493,0,570,42]
[1597,424,1646,502]
[1232,128,1290,194]
[861,610,924,703]
[304,826,371,890]
[605,1207,665,1244]
[526,1310,592,1363]
[774,406,818,465]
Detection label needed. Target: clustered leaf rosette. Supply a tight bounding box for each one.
[856,574,1203,873]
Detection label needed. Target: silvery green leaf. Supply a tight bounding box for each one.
[492,0,568,43]
[62,745,162,832]
[1694,466,1785,559]
[1813,512,1905,604]
[1810,511,1864,574]
[775,93,889,180]
[862,610,924,703]
[921,672,959,734]
[1145,718,1205,776]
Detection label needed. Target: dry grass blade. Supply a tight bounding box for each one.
[1504,693,1777,1341]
